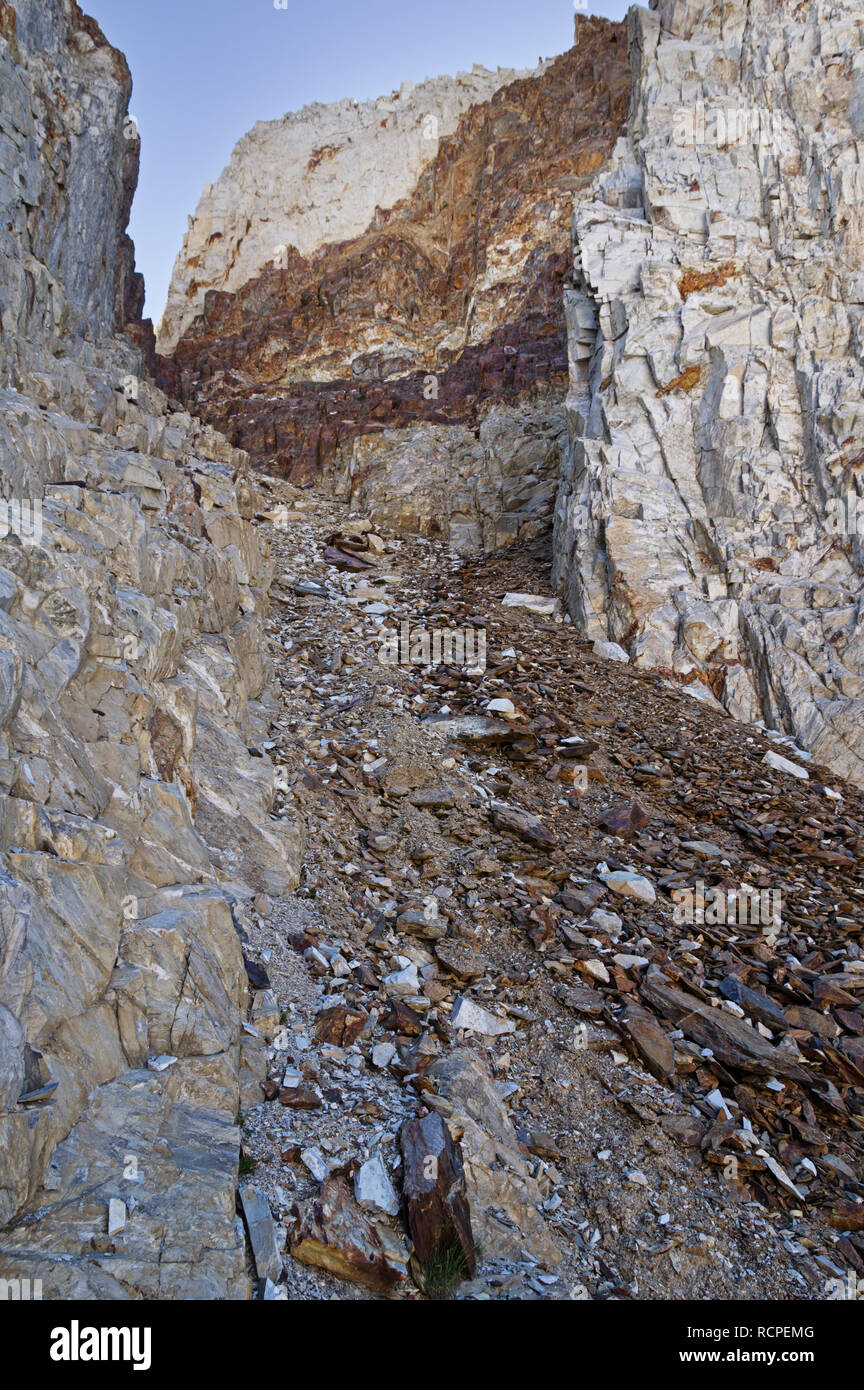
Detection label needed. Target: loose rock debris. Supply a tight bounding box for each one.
[234,479,864,1300]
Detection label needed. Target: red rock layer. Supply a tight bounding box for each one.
[157,16,630,481]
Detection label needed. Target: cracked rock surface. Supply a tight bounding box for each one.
[553,0,864,786]
[0,0,300,1297]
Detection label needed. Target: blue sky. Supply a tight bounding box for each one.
[86,0,632,322]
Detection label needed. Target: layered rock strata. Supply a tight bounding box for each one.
[160,20,630,551]
[0,0,299,1298]
[157,62,543,355]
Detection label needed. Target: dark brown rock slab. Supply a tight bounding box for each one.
[618,1002,676,1083]
[399,1112,476,1285]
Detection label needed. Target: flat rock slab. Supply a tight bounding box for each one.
[354,1153,400,1217]
[240,1184,283,1284]
[618,1003,676,1082]
[434,941,489,983]
[490,801,556,848]
[400,1113,476,1283]
[451,995,515,1037]
[640,969,811,1083]
[0,1070,248,1300]
[425,714,530,746]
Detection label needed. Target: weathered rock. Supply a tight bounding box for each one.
[490,802,556,849]
[597,801,650,838]
[158,63,541,352]
[399,1112,476,1287]
[763,750,810,782]
[618,1004,676,1083]
[0,1072,248,1299]
[552,0,864,788]
[314,1004,367,1047]
[426,1050,561,1267]
[278,1084,323,1111]
[828,1202,864,1233]
[434,942,489,984]
[640,969,810,1084]
[426,715,529,747]
[354,1152,400,1219]
[600,869,656,904]
[450,996,515,1038]
[290,1178,409,1295]
[161,23,630,556]
[561,880,607,916]
[0,0,300,1297]
[240,1184,283,1284]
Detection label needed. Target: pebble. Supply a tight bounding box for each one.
[763,749,810,780]
[592,640,630,663]
[301,1148,330,1182]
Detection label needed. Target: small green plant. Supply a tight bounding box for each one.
[238,1151,256,1177]
[420,1238,472,1300]
[235,1106,245,1126]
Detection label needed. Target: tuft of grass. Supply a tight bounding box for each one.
[238,1151,256,1177]
[421,1237,472,1300]
[235,1106,245,1127]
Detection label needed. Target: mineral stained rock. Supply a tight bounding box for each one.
[157,62,543,354]
[399,1112,476,1282]
[290,1177,409,1295]
[159,21,630,553]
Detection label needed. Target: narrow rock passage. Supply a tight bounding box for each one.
[234,483,864,1301]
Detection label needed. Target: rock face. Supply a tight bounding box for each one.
[0,0,300,1297]
[0,0,152,354]
[335,404,568,555]
[157,63,543,355]
[552,0,864,786]
[160,21,630,552]
[399,1111,476,1286]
